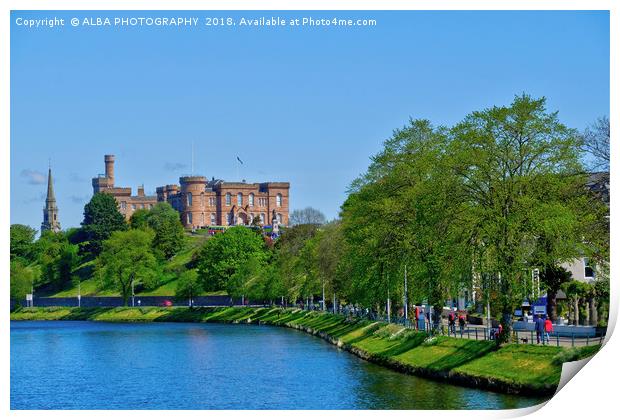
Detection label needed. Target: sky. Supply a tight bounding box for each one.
[10,10,610,231]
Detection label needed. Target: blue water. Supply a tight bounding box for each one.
[11,321,546,409]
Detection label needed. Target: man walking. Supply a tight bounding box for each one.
[535,315,545,344]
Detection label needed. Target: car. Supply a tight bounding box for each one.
[161,300,173,307]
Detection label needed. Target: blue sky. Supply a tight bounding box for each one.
[10,10,609,230]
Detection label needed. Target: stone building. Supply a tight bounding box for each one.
[92,154,290,229]
[91,155,158,220]
[157,177,290,230]
[41,167,61,233]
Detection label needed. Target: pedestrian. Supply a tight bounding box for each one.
[414,306,420,331]
[496,323,503,342]
[535,315,545,344]
[544,317,553,345]
[448,311,456,335]
[458,313,466,336]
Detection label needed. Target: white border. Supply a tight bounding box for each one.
[2,1,616,420]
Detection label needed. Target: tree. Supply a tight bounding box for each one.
[129,209,150,230]
[582,116,610,171]
[175,270,203,307]
[96,229,159,305]
[289,207,327,226]
[81,193,127,256]
[449,94,584,338]
[10,260,34,302]
[10,224,37,263]
[563,280,589,325]
[539,266,572,322]
[196,226,268,292]
[36,230,79,291]
[146,203,186,259]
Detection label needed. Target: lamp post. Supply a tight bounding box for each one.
[77,279,81,308]
[131,278,135,307]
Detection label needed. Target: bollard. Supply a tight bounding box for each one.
[571,333,575,347]
[586,336,589,346]
[531,330,534,344]
[556,333,560,347]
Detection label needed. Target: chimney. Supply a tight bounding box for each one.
[104,155,115,187]
[138,185,145,197]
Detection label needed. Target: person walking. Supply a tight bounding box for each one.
[544,317,553,345]
[535,315,545,344]
[458,313,466,336]
[414,306,420,331]
[448,310,456,335]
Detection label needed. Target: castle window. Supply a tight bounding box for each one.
[121,201,127,210]
[187,192,192,206]
[210,213,216,225]
[187,213,192,225]
[249,193,255,207]
[132,204,136,210]
[276,193,282,207]
[277,213,283,224]
[201,213,205,225]
[209,197,216,206]
[226,193,231,206]
[237,193,243,206]
[260,213,265,224]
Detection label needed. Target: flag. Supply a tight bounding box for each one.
[237,156,244,165]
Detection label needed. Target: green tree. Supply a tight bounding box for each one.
[449,94,584,338]
[539,266,572,322]
[146,203,186,259]
[81,193,127,256]
[129,209,151,230]
[10,260,34,302]
[36,231,79,291]
[96,229,159,305]
[196,226,268,292]
[10,224,37,263]
[175,270,203,307]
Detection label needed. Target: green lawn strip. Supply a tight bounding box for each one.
[453,344,562,390]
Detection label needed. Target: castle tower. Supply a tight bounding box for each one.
[41,167,61,233]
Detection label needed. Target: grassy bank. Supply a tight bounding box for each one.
[11,306,600,396]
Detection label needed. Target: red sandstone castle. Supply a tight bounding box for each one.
[92,155,289,229]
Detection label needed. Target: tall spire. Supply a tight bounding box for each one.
[41,164,61,233]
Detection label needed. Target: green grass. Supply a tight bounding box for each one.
[11,306,599,396]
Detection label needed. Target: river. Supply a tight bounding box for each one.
[10,321,546,409]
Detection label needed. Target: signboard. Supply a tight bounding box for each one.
[26,294,33,301]
[533,305,546,315]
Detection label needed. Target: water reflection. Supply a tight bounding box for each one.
[11,321,546,410]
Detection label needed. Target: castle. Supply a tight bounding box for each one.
[92,155,290,229]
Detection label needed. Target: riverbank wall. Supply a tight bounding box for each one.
[10,306,600,396]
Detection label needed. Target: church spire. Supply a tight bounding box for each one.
[41,165,61,233]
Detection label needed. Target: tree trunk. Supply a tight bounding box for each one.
[585,301,590,326]
[573,298,580,325]
[590,297,598,326]
[432,305,443,332]
[547,290,558,322]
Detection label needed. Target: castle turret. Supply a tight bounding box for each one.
[41,167,61,233]
[105,155,115,187]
